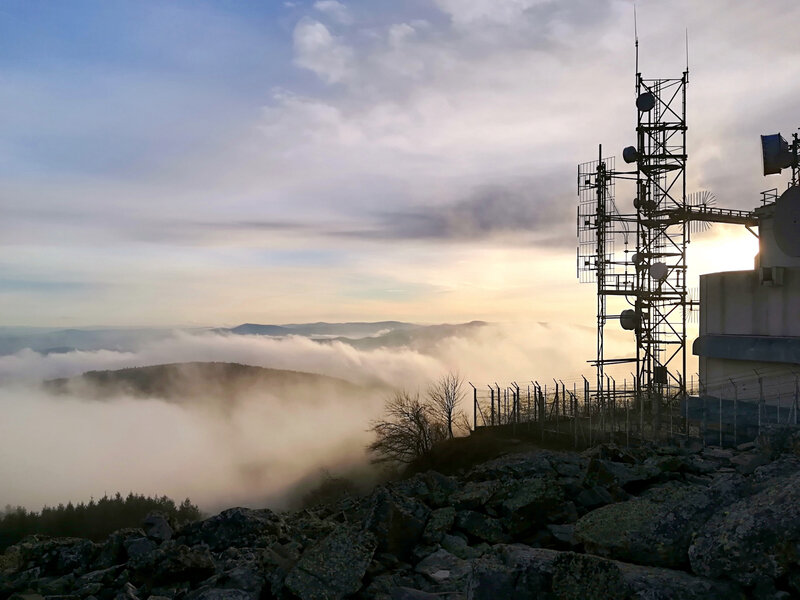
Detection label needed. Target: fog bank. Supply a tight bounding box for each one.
[0,322,600,513]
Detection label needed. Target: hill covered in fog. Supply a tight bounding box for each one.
[44,362,377,405]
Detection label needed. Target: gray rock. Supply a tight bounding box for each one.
[142,513,173,543]
[414,549,471,585]
[176,507,283,552]
[131,543,216,587]
[689,469,800,586]
[421,471,459,507]
[5,537,98,577]
[213,563,264,594]
[422,506,456,544]
[449,481,498,510]
[575,485,614,509]
[390,587,440,600]
[182,589,255,600]
[365,488,428,560]
[284,524,376,600]
[551,551,743,600]
[455,511,507,544]
[585,458,662,491]
[730,451,770,474]
[546,524,577,547]
[466,451,555,481]
[467,544,558,600]
[575,477,746,568]
[115,582,141,600]
[97,528,146,568]
[490,475,566,534]
[440,534,480,560]
[123,537,157,561]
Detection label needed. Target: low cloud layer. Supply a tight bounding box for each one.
[0,323,602,513]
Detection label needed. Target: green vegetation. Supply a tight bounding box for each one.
[0,492,201,551]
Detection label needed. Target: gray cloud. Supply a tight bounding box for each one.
[340,177,573,245]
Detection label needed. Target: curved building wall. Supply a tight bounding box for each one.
[694,266,800,405]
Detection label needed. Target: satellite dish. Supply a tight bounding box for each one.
[774,186,800,257]
[620,309,638,331]
[634,196,655,214]
[649,262,668,281]
[761,134,793,176]
[636,92,656,112]
[623,146,638,164]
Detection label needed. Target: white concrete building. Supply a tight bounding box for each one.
[693,189,800,406]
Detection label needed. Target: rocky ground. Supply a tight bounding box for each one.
[3,425,800,600]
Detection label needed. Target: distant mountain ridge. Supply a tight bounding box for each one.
[220,321,417,338]
[0,320,489,356]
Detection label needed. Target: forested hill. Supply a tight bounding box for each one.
[43,362,375,403]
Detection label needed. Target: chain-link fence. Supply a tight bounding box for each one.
[469,370,800,448]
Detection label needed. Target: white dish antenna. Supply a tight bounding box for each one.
[649,262,668,281]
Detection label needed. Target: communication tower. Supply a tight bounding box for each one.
[578,51,760,434]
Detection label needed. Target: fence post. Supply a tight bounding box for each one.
[488,385,495,426]
[553,379,559,435]
[701,378,707,447]
[729,378,737,445]
[719,384,723,447]
[583,377,591,446]
[756,370,763,438]
[469,382,477,431]
[527,385,531,425]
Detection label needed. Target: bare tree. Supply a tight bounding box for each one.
[427,372,465,439]
[368,390,446,464]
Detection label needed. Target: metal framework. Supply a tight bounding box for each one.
[577,67,758,435]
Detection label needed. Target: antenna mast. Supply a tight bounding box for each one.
[576,29,758,439]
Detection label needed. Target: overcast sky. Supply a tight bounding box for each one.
[0,0,797,327]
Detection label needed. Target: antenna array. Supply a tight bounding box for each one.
[577,63,758,435]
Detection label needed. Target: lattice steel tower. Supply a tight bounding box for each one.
[578,57,759,434]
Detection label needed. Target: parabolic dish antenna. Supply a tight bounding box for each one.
[774,185,800,257]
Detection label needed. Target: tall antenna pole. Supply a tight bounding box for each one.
[685,29,689,73]
[634,5,639,76]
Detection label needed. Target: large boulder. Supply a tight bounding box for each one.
[176,507,284,552]
[689,469,800,587]
[455,511,507,545]
[585,458,662,492]
[284,524,376,600]
[575,476,746,568]
[414,548,471,587]
[421,507,456,544]
[465,451,556,482]
[550,552,743,600]
[489,474,567,534]
[130,542,216,587]
[467,544,558,600]
[2,536,99,577]
[142,513,173,543]
[364,488,429,560]
[449,481,499,510]
[97,528,146,568]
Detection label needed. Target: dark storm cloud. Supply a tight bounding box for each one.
[339,178,574,246]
